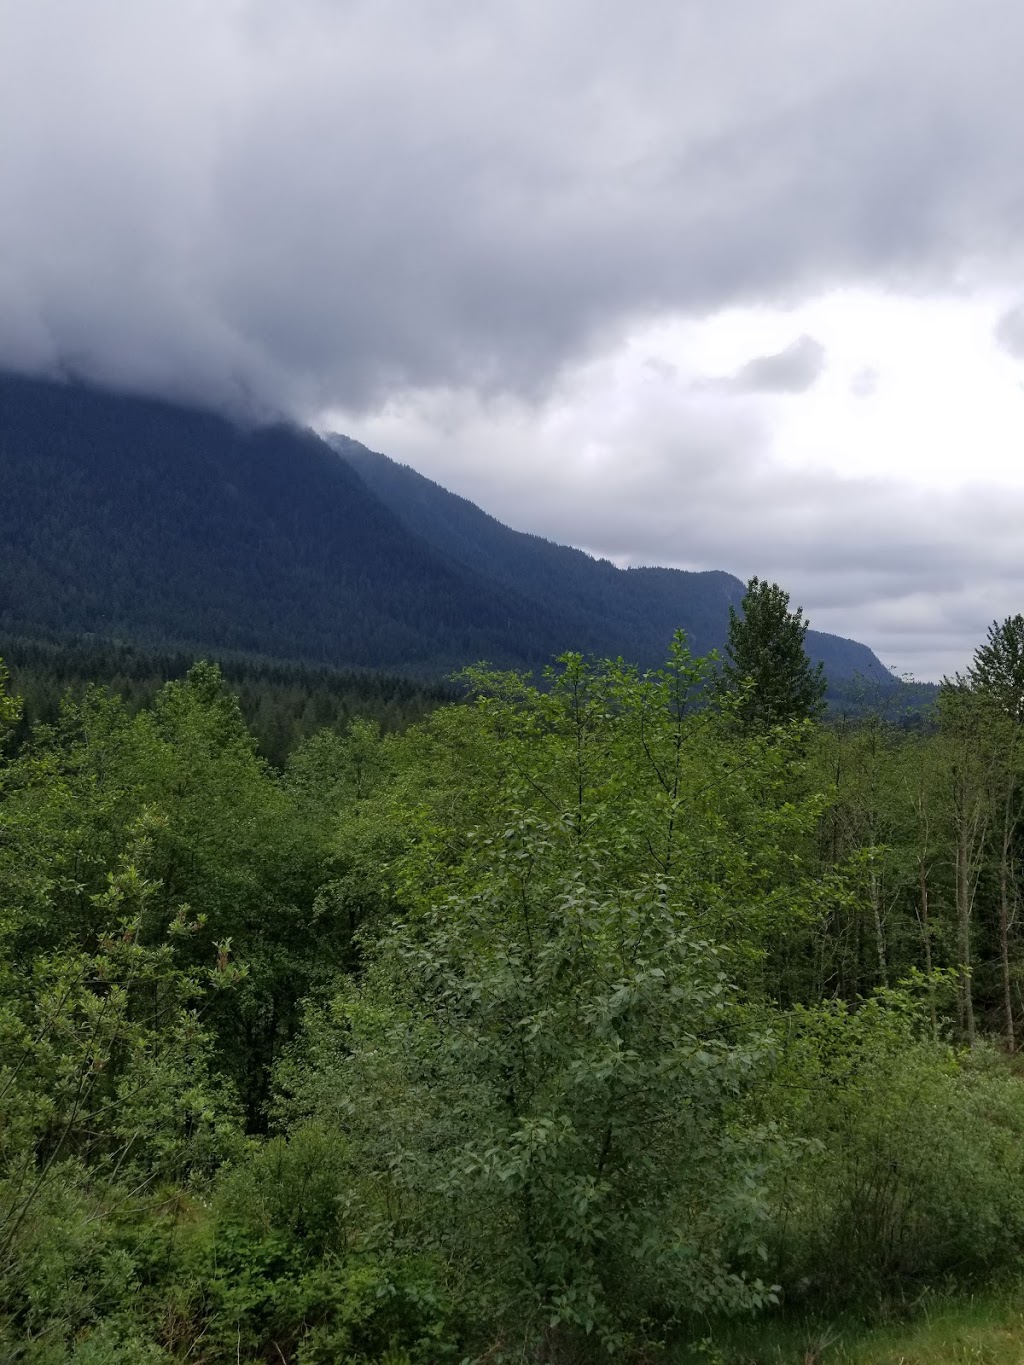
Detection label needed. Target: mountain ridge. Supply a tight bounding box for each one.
[0,371,891,684]
[330,433,890,683]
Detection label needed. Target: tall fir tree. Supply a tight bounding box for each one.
[968,614,1024,721]
[721,576,826,731]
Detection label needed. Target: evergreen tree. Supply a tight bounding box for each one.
[0,659,20,741]
[721,576,826,731]
[968,613,1024,721]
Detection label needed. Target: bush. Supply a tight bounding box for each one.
[169,1126,457,1363]
[283,863,789,1360]
[0,1162,178,1363]
[765,994,1024,1302]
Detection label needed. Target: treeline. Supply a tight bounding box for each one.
[0,636,455,765]
[3,602,1024,1361]
[807,614,1024,1044]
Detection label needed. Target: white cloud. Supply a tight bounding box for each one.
[327,290,1024,681]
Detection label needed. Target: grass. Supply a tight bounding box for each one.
[671,1289,1024,1364]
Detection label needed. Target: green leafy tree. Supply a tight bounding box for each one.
[306,864,782,1358]
[721,577,826,732]
[279,643,835,1357]
[0,829,245,1330]
[345,637,830,988]
[965,615,1024,1049]
[140,664,329,1127]
[808,715,928,1003]
[0,663,330,1131]
[763,990,1024,1300]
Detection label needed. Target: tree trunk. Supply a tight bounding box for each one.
[956,809,976,1048]
[917,855,938,1042]
[868,853,888,988]
[999,806,1015,1052]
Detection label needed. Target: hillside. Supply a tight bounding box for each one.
[0,373,578,672]
[0,372,890,682]
[332,434,891,680]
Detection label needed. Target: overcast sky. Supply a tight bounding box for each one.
[4,1,1024,679]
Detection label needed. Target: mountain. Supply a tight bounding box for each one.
[332,435,891,682]
[0,371,890,684]
[0,373,574,671]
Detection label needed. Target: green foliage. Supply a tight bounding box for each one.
[674,1287,1024,1364]
[166,1127,456,1364]
[383,638,831,985]
[278,642,836,1358]
[286,869,783,1359]
[968,613,1024,721]
[0,660,350,1131]
[0,844,246,1354]
[0,1143,457,1364]
[764,987,1024,1300]
[721,577,826,732]
[9,627,1024,1359]
[1,633,452,766]
[0,657,21,742]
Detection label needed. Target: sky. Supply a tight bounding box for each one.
[4,2,1024,679]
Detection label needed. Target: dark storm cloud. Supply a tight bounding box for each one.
[4,0,1024,413]
[5,0,1024,677]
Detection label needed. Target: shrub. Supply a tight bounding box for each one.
[284,860,788,1360]
[765,994,1024,1301]
[169,1126,457,1363]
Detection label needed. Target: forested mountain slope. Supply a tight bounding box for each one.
[0,373,577,671]
[0,371,889,681]
[334,434,891,680]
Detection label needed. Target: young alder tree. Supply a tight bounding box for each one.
[967,615,1024,1050]
[935,681,997,1048]
[282,641,827,1359]
[721,577,827,733]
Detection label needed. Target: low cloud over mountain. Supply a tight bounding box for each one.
[6,1,1024,676]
